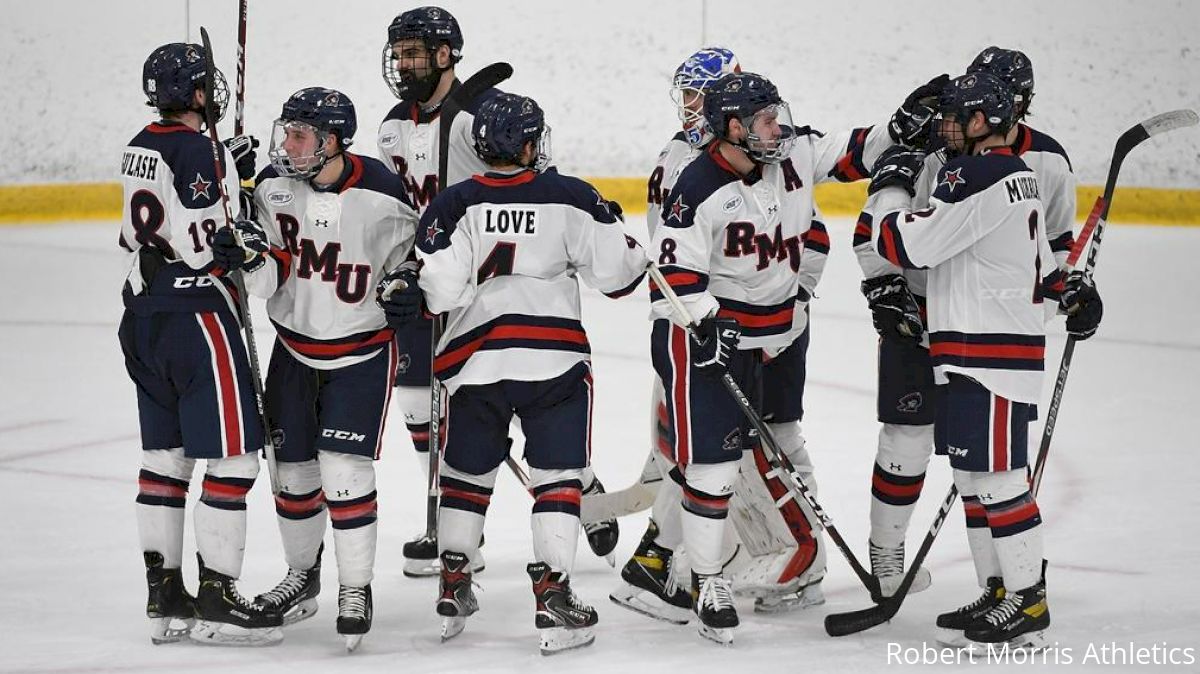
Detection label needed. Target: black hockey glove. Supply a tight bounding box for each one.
[1059,270,1103,340]
[376,261,425,328]
[869,145,926,197]
[690,316,741,376]
[861,273,923,341]
[211,219,267,273]
[222,135,260,182]
[888,74,949,149]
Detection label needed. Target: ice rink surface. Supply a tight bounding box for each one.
[1,216,1198,672]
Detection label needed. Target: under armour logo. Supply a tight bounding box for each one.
[415,153,427,160]
[336,489,350,497]
[314,219,329,228]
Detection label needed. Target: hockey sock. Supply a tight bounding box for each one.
[273,459,327,571]
[530,467,584,575]
[394,384,433,475]
[976,469,1043,590]
[137,448,196,568]
[954,469,1002,586]
[680,462,737,575]
[438,462,497,559]
[194,452,259,578]
[869,424,933,549]
[319,450,378,588]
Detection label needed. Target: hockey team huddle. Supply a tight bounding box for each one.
[118,5,1104,655]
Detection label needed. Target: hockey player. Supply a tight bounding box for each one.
[854,46,1079,599]
[378,5,618,577]
[649,71,899,643]
[232,87,419,651]
[120,42,282,646]
[378,92,647,654]
[860,72,1102,649]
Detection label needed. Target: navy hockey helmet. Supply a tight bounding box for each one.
[472,93,551,171]
[936,72,1016,156]
[142,42,228,122]
[967,46,1035,117]
[269,87,357,178]
[382,6,464,100]
[702,72,796,164]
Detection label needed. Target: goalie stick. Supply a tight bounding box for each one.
[824,108,1199,638]
[645,263,879,598]
[199,26,280,494]
[421,62,514,543]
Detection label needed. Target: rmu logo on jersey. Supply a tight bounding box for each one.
[483,208,537,235]
[723,222,801,272]
[275,213,372,303]
[1004,175,1040,203]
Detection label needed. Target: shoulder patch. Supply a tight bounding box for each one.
[932,153,1029,204]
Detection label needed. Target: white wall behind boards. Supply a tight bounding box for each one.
[2,0,1197,187]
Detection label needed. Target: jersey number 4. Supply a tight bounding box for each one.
[477,242,515,284]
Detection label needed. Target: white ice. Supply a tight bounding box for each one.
[1,216,1198,673]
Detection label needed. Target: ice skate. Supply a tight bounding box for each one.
[144,551,196,644]
[528,562,597,655]
[935,576,1006,647]
[337,584,372,652]
[437,551,479,642]
[190,554,284,647]
[404,534,486,577]
[693,572,738,645]
[582,477,619,566]
[870,540,931,600]
[609,522,692,624]
[255,543,322,626]
[963,579,1049,651]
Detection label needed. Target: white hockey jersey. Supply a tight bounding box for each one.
[865,148,1064,404]
[855,123,1076,299]
[416,168,648,393]
[376,82,497,214]
[650,125,889,349]
[246,153,418,370]
[119,121,243,313]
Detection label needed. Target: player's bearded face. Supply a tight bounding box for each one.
[392,40,434,81]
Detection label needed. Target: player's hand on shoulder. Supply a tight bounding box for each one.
[888,74,948,149]
[690,315,740,376]
[861,273,923,341]
[212,219,267,273]
[869,145,926,197]
[376,261,425,328]
[222,135,260,182]
[1059,270,1102,340]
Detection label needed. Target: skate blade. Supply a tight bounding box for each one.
[936,628,969,649]
[403,558,441,578]
[539,626,595,655]
[879,567,932,598]
[732,577,801,599]
[344,634,364,653]
[609,585,692,625]
[281,599,319,626]
[604,553,616,568]
[698,624,735,646]
[964,629,1051,653]
[753,581,826,614]
[189,620,283,647]
[441,616,468,642]
[149,616,195,644]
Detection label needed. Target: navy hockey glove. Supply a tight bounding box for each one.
[861,273,923,341]
[869,145,926,197]
[1060,270,1103,340]
[690,316,741,376]
[222,135,260,182]
[376,261,425,328]
[888,74,949,149]
[211,219,267,273]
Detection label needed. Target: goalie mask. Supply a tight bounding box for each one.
[670,47,741,148]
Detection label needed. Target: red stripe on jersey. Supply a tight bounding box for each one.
[992,396,1009,471]
[146,122,197,135]
[280,327,395,358]
[199,313,243,457]
[669,324,690,466]
[803,227,830,248]
[434,325,588,372]
[717,305,794,329]
[929,341,1045,360]
[472,171,537,187]
[340,154,365,193]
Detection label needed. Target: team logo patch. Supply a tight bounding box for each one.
[184,46,201,63]
[323,91,340,106]
[940,167,966,193]
[424,218,443,245]
[667,195,689,224]
[267,190,293,205]
[722,195,743,212]
[897,392,924,414]
[722,429,742,452]
[189,173,211,200]
[396,353,411,374]
[270,428,286,449]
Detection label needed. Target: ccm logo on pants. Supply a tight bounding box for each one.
[322,428,366,442]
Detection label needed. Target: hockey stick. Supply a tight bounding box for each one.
[646,263,879,597]
[580,451,663,524]
[233,0,247,138]
[422,62,515,542]
[199,27,280,494]
[1030,108,1198,496]
[824,109,1199,637]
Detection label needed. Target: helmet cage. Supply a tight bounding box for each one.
[741,102,796,164]
[268,119,332,179]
